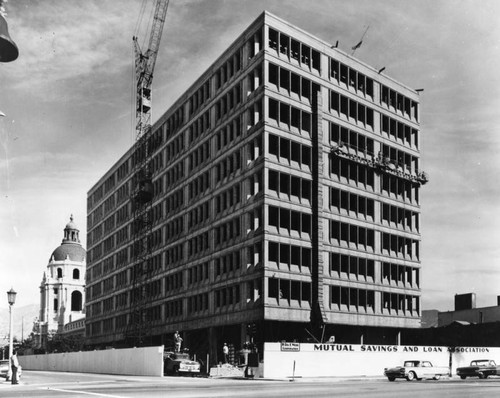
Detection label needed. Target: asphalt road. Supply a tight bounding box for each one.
[2,372,500,398]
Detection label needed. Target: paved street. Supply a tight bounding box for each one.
[2,371,500,398]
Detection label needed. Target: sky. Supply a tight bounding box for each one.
[0,0,499,316]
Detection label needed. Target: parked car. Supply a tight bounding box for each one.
[384,360,449,381]
[0,360,9,378]
[456,359,500,379]
[164,351,200,375]
[0,360,21,379]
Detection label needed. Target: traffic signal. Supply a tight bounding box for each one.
[246,323,257,336]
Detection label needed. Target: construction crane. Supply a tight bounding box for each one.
[134,0,170,140]
[126,0,170,347]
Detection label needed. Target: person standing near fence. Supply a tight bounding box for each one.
[223,343,229,364]
[10,350,19,385]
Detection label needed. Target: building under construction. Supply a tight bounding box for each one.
[85,11,427,361]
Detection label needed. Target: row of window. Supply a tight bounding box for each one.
[215,115,244,152]
[188,231,210,257]
[329,252,375,281]
[330,187,375,220]
[382,203,419,231]
[188,141,210,173]
[215,184,241,215]
[214,216,241,246]
[268,170,312,203]
[189,80,210,117]
[268,98,312,134]
[215,249,242,277]
[330,90,375,128]
[329,58,374,98]
[268,242,312,272]
[381,114,419,149]
[268,206,312,237]
[214,149,242,183]
[268,62,318,103]
[188,201,210,229]
[330,220,375,250]
[268,133,312,169]
[268,28,321,73]
[215,46,243,91]
[381,85,418,121]
[188,109,211,144]
[214,81,243,122]
[381,232,419,259]
[268,277,311,305]
[329,156,373,192]
[188,171,210,201]
[215,284,241,308]
[330,122,374,156]
[382,261,420,287]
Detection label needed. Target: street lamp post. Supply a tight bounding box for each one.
[6,288,16,381]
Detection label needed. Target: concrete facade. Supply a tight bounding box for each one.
[85,11,426,357]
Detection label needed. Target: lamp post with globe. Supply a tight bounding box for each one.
[6,288,16,381]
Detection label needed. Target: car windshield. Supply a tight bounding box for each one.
[472,360,490,367]
[404,361,419,367]
[172,354,190,360]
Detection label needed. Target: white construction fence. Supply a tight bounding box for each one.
[263,342,500,379]
[19,345,164,376]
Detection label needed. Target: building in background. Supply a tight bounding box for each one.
[437,293,500,327]
[85,11,427,361]
[34,216,86,349]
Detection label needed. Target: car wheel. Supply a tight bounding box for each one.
[388,377,396,382]
[433,375,441,380]
[406,371,416,381]
[460,375,466,380]
[478,373,485,379]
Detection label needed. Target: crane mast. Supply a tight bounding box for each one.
[127,0,169,347]
[134,0,169,138]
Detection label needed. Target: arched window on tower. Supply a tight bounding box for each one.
[57,268,63,278]
[71,291,83,311]
[73,269,80,279]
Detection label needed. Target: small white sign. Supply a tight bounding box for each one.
[281,342,300,352]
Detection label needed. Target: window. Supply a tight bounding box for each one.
[70,291,83,311]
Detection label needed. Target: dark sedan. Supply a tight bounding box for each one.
[456,359,500,379]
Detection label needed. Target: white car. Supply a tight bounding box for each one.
[384,360,449,381]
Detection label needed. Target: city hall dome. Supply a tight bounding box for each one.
[49,215,86,262]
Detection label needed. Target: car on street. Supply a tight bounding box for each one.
[0,360,9,377]
[0,360,22,379]
[384,360,449,381]
[456,359,500,379]
[164,351,200,375]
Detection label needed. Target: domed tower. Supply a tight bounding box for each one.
[37,215,86,348]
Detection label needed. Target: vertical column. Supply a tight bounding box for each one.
[311,86,327,329]
[208,326,218,366]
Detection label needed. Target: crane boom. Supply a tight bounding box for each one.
[134,0,170,139]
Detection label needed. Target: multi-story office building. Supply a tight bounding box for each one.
[86,11,427,357]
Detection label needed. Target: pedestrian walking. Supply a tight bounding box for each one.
[223,343,229,364]
[10,350,19,385]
